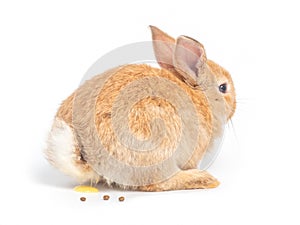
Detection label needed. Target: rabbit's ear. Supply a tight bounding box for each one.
[174,36,207,86]
[150,25,176,70]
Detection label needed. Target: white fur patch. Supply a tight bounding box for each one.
[45,117,98,183]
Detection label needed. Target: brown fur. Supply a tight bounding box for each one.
[94,64,212,168]
[138,169,219,191]
[207,60,236,118]
[56,93,74,126]
[46,26,236,191]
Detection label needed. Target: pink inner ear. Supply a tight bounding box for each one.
[173,36,207,86]
[175,37,205,75]
[177,37,203,59]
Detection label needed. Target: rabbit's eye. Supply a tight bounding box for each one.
[219,83,227,93]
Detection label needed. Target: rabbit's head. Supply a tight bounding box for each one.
[150,26,236,120]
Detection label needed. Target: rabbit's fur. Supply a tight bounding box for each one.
[45,26,236,191]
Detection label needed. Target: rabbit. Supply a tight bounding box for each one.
[45,26,236,191]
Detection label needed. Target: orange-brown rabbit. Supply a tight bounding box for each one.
[45,26,236,191]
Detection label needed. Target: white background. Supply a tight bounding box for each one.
[1,0,299,224]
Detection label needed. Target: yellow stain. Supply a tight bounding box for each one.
[73,185,99,193]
